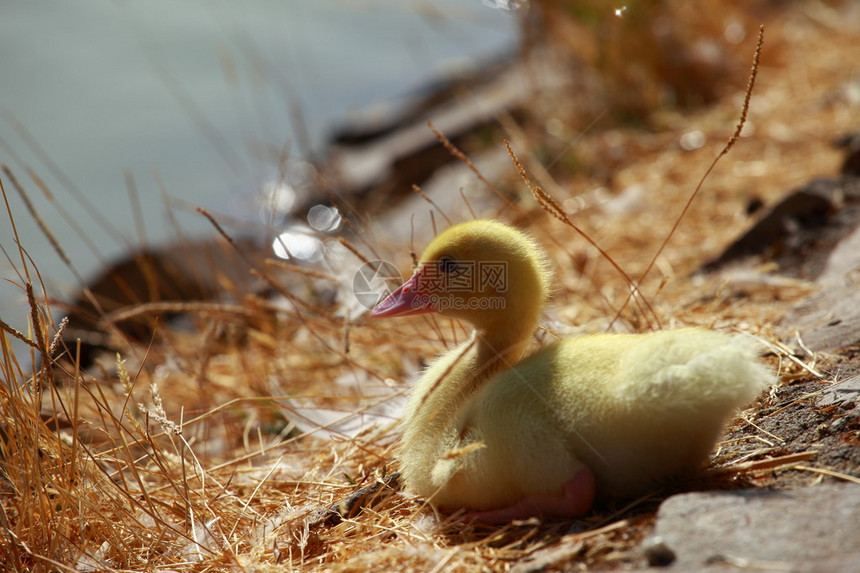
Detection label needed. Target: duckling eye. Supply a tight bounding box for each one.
[438,256,458,274]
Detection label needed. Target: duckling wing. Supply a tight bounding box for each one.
[546,328,775,496]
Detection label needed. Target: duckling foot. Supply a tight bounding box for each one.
[460,467,596,525]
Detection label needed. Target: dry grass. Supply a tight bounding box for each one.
[2,1,859,571]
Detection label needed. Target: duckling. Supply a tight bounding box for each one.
[371,220,775,523]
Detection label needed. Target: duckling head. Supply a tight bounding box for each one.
[372,220,550,341]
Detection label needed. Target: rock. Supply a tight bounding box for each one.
[703,131,860,279]
[782,219,860,353]
[644,484,860,571]
[703,182,837,271]
[700,139,860,353]
[819,375,860,415]
[703,177,860,278]
[326,56,530,197]
[56,235,325,368]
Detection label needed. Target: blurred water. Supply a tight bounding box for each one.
[0,0,518,352]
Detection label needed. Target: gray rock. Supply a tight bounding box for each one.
[783,221,860,353]
[818,375,860,412]
[644,483,860,572]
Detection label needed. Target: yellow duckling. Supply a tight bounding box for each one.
[372,220,774,523]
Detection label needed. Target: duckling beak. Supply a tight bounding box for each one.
[370,271,436,318]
